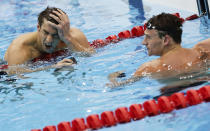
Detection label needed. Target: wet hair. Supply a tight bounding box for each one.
[146,13,183,44]
[38,7,66,27]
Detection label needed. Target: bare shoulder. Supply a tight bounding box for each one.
[193,38,210,59]
[194,38,210,51]
[8,32,37,47]
[5,32,37,65]
[134,59,161,77]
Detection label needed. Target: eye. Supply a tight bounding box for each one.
[145,35,151,39]
[43,30,49,35]
[52,34,59,38]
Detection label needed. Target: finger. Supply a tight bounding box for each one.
[62,58,73,62]
[117,72,126,78]
[64,60,74,63]
[56,9,65,15]
[50,13,61,23]
[47,21,60,30]
[62,59,74,64]
[62,63,74,66]
[52,10,65,20]
[54,9,69,21]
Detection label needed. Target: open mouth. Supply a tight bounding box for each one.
[44,43,52,49]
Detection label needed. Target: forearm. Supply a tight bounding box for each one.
[65,28,95,54]
[68,37,95,54]
[6,64,56,75]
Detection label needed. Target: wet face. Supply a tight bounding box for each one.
[38,19,59,53]
[142,29,165,56]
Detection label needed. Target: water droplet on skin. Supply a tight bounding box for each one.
[167,65,172,70]
[187,62,192,66]
[157,69,161,72]
[141,71,151,76]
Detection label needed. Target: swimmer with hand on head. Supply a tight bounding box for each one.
[107,13,210,88]
[4,7,95,75]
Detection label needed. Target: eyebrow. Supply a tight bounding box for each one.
[43,30,49,33]
[144,34,151,37]
[43,29,57,35]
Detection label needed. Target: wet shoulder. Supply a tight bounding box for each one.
[159,48,201,72]
[193,39,210,59]
[12,32,37,47]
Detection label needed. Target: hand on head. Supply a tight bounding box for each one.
[48,9,71,45]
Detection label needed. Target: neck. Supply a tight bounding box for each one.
[161,42,181,56]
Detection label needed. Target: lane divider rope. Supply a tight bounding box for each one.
[31,85,210,131]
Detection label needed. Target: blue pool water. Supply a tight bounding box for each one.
[0,0,210,131]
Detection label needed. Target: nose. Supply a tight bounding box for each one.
[142,37,147,46]
[46,35,53,43]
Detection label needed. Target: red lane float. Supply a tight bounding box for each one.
[186,89,203,106]
[57,121,72,131]
[31,85,210,131]
[198,85,210,101]
[106,35,118,43]
[71,118,87,131]
[86,114,103,130]
[172,13,180,18]
[43,126,56,131]
[157,96,174,113]
[170,92,187,109]
[90,39,108,48]
[129,104,146,120]
[185,14,199,20]
[115,107,131,123]
[0,65,8,70]
[101,111,117,127]
[143,100,159,116]
[131,26,144,37]
[118,30,131,40]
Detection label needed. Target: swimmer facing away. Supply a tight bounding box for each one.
[3,7,95,75]
[107,13,210,88]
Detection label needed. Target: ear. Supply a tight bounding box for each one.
[37,24,41,31]
[163,35,170,46]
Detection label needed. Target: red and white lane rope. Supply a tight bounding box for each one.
[31,85,210,131]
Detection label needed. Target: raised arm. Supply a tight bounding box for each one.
[67,27,95,53]
[47,9,95,54]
